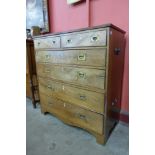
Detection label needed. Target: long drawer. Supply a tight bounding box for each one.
[40,93,104,134]
[61,30,107,47]
[34,37,60,49]
[39,77,104,114]
[37,64,105,90]
[35,48,106,67]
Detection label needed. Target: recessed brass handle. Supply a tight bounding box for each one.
[78,54,86,61]
[91,36,98,42]
[79,95,86,101]
[77,72,86,78]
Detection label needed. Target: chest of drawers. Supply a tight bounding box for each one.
[33,24,125,144]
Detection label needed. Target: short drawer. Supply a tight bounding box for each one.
[40,93,104,134]
[61,30,107,48]
[37,64,105,90]
[34,37,60,49]
[39,77,104,114]
[35,48,106,67]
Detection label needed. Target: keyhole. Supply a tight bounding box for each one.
[92,36,98,41]
[67,39,71,43]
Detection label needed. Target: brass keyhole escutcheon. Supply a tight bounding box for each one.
[67,39,72,44]
[79,95,86,101]
[91,35,99,42]
[45,55,50,59]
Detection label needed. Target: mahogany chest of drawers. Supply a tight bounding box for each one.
[33,24,125,144]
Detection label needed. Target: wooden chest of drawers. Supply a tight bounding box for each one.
[33,24,125,144]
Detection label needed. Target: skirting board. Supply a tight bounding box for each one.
[119,110,129,124]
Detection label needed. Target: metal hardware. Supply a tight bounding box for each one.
[45,55,50,59]
[67,39,72,44]
[78,53,86,61]
[114,48,121,55]
[52,40,56,44]
[112,98,118,106]
[79,95,86,100]
[112,102,115,106]
[47,85,52,89]
[47,85,55,91]
[77,72,86,78]
[78,114,86,120]
[91,36,98,42]
[37,42,40,45]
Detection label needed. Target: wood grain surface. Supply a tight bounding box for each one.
[34,37,60,49]
[39,77,105,114]
[40,93,104,134]
[35,48,107,67]
[37,64,105,90]
[61,30,107,48]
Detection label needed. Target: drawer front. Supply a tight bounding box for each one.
[34,37,60,49]
[37,64,105,90]
[61,30,107,48]
[40,93,104,134]
[39,77,104,114]
[35,49,106,67]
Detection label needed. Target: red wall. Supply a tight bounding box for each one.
[48,0,129,113]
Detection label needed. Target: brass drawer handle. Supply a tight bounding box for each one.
[77,72,86,78]
[78,54,86,61]
[79,95,86,101]
[91,36,98,42]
